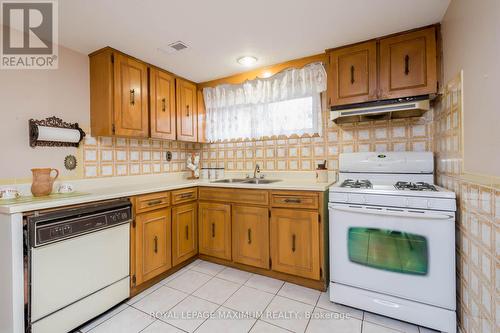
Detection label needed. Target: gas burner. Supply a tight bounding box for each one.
[341,179,373,189]
[394,181,437,191]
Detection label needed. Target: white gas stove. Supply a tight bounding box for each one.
[328,152,457,333]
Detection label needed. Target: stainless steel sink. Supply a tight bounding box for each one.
[242,179,281,184]
[210,178,248,183]
[210,178,281,184]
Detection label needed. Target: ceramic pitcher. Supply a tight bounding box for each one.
[31,168,59,197]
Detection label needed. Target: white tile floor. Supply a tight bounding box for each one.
[76,260,439,333]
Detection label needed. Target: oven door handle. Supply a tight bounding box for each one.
[330,204,454,220]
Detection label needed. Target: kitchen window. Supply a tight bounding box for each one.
[203,62,327,142]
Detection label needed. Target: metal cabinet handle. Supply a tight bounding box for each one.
[247,228,252,244]
[130,89,135,105]
[186,105,190,117]
[185,225,189,240]
[404,55,410,75]
[180,193,193,199]
[211,222,215,238]
[284,198,302,204]
[162,98,166,112]
[154,236,158,253]
[292,234,296,252]
[147,199,163,206]
[350,65,355,84]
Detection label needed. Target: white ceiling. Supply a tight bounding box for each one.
[59,0,450,82]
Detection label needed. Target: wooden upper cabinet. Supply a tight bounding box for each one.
[198,202,231,260]
[150,68,176,140]
[89,49,149,137]
[232,206,270,269]
[176,78,198,142]
[197,89,207,143]
[379,27,437,99]
[135,208,172,285]
[172,202,198,266]
[270,209,320,280]
[328,41,377,106]
[113,53,149,137]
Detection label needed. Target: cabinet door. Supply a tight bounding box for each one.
[198,202,231,260]
[135,208,172,285]
[176,78,198,142]
[113,53,149,137]
[379,27,437,99]
[328,41,377,106]
[270,209,320,280]
[172,202,198,266]
[232,206,269,269]
[150,68,176,140]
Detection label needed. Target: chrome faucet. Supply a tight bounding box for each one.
[253,164,261,179]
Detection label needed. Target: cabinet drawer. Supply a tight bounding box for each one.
[171,187,198,205]
[135,192,170,213]
[271,191,319,209]
[199,187,269,205]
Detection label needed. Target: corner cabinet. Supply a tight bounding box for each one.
[327,26,438,107]
[172,202,198,266]
[176,78,198,142]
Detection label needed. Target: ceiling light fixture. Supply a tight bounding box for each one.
[237,56,257,66]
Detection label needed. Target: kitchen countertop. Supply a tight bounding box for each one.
[0,172,336,214]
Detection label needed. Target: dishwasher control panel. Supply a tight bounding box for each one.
[29,200,132,247]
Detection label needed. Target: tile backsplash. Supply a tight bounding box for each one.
[82,136,201,178]
[83,95,434,178]
[434,73,498,333]
[200,97,434,172]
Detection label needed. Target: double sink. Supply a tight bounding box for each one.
[210,178,281,185]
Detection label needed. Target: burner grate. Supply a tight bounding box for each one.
[394,181,437,191]
[341,179,373,189]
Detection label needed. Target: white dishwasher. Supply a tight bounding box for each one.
[25,199,131,333]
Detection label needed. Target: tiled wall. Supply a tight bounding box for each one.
[200,96,434,172]
[434,73,499,333]
[82,136,201,178]
[82,96,434,178]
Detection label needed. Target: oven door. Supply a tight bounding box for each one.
[329,203,455,309]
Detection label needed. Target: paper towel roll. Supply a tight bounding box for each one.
[37,126,81,143]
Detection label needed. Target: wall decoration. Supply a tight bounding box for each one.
[64,155,78,170]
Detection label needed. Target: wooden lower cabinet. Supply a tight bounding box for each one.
[270,208,320,280]
[172,202,198,266]
[232,205,269,269]
[198,202,231,260]
[135,208,172,285]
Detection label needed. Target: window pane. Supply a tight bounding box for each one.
[348,227,428,275]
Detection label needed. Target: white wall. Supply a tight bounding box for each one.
[0,26,89,181]
[441,0,500,177]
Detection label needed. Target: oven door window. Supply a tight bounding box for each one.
[348,227,428,275]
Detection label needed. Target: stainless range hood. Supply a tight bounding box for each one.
[330,96,430,124]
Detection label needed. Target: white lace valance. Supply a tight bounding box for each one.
[203,62,327,142]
